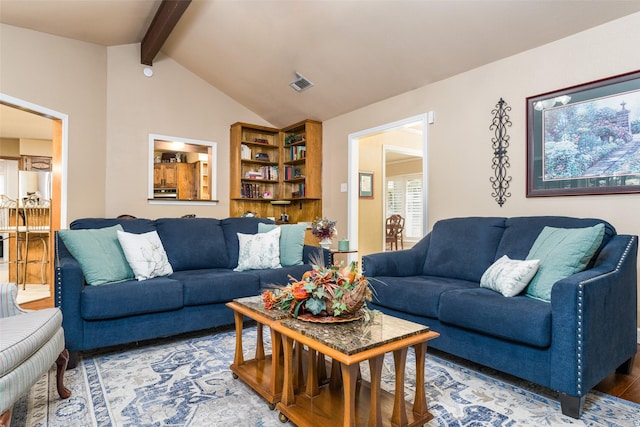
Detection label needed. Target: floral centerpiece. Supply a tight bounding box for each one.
[311,217,337,249]
[262,260,372,320]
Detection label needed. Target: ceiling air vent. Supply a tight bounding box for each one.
[289,72,314,92]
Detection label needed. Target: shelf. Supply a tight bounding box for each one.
[241,159,279,166]
[283,159,306,166]
[232,197,276,202]
[242,141,278,148]
[284,139,306,147]
[241,178,278,183]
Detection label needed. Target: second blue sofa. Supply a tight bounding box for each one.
[362,216,637,419]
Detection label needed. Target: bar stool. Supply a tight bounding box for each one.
[0,195,19,285]
[18,195,50,288]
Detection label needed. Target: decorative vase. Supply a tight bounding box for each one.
[319,238,332,249]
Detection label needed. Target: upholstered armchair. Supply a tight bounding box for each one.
[0,283,70,427]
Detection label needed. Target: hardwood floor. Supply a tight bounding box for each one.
[594,344,640,404]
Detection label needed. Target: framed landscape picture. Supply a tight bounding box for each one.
[526,70,640,197]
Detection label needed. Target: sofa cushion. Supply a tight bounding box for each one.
[81,277,183,320]
[258,223,306,266]
[117,230,173,280]
[368,275,479,319]
[480,255,540,297]
[439,288,552,348]
[423,217,506,282]
[58,225,134,285]
[525,224,605,302]
[235,227,282,271]
[0,308,62,377]
[70,218,157,234]
[175,269,261,306]
[221,217,275,268]
[495,216,615,261]
[155,218,229,271]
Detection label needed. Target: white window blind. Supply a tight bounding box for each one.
[386,173,423,240]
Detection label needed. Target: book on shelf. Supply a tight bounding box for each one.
[241,144,251,160]
[288,146,306,161]
[243,165,278,180]
[241,182,269,199]
[291,183,305,198]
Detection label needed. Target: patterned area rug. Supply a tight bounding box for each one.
[11,326,640,427]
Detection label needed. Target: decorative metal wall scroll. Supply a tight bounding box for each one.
[489,98,512,206]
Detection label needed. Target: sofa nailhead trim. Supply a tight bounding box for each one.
[573,236,637,395]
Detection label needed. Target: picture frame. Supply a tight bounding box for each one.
[526,70,640,197]
[359,171,374,198]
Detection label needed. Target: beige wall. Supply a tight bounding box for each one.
[1,24,272,221]
[323,12,640,326]
[0,138,20,157]
[387,158,422,177]
[105,44,270,219]
[19,139,53,157]
[0,24,107,220]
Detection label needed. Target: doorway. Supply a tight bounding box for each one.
[0,93,67,308]
[348,114,428,259]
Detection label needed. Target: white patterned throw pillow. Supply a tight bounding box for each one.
[480,255,540,297]
[116,230,173,281]
[234,226,282,271]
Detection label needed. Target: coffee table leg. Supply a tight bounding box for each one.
[391,348,408,426]
[413,342,428,416]
[341,362,360,427]
[306,348,320,397]
[271,328,283,397]
[368,355,384,426]
[256,322,265,360]
[281,335,296,406]
[330,358,342,391]
[232,310,244,367]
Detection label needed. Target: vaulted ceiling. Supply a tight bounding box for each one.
[2,0,640,131]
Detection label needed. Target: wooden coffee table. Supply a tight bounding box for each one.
[271,312,439,427]
[226,295,290,409]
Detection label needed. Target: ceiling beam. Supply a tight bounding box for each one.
[141,0,191,66]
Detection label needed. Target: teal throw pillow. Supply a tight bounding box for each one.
[58,225,134,285]
[258,223,306,267]
[525,223,605,302]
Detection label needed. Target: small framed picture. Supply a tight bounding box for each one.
[359,171,374,198]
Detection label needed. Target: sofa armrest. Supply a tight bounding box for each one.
[54,232,87,351]
[0,282,27,318]
[550,234,638,396]
[302,245,331,267]
[362,234,430,277]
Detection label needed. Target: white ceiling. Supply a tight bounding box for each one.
[1,0,640,134]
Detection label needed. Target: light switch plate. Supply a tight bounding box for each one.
[340,183,348,192]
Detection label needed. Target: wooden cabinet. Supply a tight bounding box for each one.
[230,120,322,222]
[154,163,178,188]
[154,163,197,199]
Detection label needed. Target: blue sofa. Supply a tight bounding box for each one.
[362,216,637,419]
[55,216,327,368]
